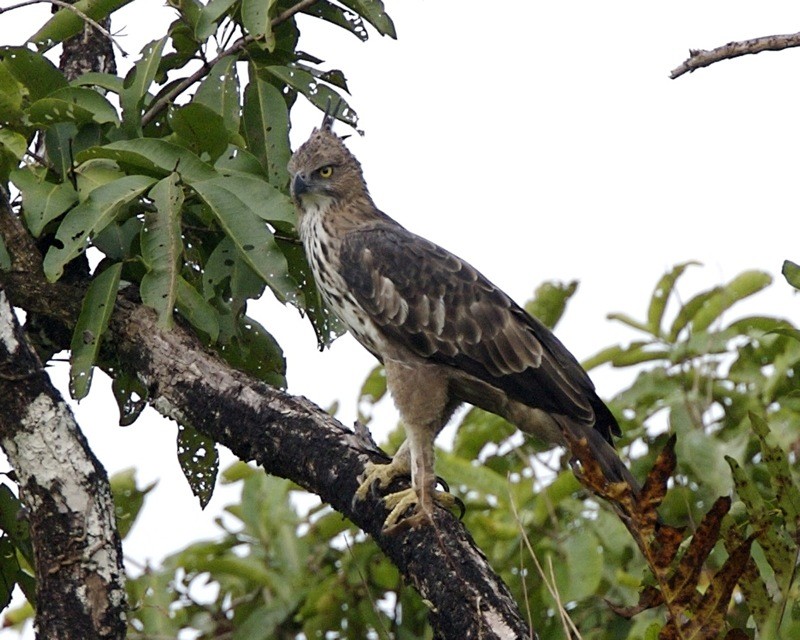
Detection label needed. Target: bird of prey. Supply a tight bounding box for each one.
[288,108,637,529]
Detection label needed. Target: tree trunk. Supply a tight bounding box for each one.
[0,290,126,640]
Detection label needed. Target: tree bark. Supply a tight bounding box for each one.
[0,290,126,640]
[0,200,534,640]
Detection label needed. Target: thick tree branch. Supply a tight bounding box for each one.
[670,31,800,79]
[0,290,126,640]
[0,209,533,640]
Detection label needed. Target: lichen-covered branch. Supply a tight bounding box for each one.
[0,290,126,640]
[670,31,800,79]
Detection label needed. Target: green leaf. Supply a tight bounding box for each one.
[0,61,26,125]
[782,260,800,291]
[78,138,217,182]
[338,0,396,38]
[194,56,240,133]
[177,277,220,341]
[668,288,719,342]
[749,412,800,535]
[242,69,292,188]
[177,424,219,509]
[109,468,156,539]
[194,0,239,41]
[0,537,19,610]
[203,236,265,303]
[0,46,67,100]
[241,0,279,50]
[28,0,135,50]
[43,175,156,281]
[69,262,122,400]
[42,122,77,179]
[647,261,699,337]
[262,65,358,129]
[93,215,141,261]
[168,102,229,161]
[524,280,578,330]
[303,1,369,41]
[453,408,515,461]
[192,175,296,301]
[0,485,33,565]
[215,315,286,387]
[141,173,184,328]
[214,145,268,178]
[120,37,167,132]
[72,71,126,95]
[607,312,652,335]
[27,87,119,126]
[111,370,148,426]
[0,128,28,160]
[11,167,79,237]
[691,271,772,333]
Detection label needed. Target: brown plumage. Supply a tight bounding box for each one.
[288,109,636,528]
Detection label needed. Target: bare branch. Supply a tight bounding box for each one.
[670,31,800,79]
[141,0,320,127]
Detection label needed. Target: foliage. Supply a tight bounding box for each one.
[7,265,797,639]
[0,0,395,504]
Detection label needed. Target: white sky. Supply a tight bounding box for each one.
[2,0,800,635]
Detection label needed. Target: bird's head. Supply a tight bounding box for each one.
[288,106,370,215]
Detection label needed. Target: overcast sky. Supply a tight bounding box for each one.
[2,1,800,634]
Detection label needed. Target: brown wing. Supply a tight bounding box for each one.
[339,221,620,444]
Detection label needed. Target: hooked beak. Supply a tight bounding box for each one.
[291,174,309,199]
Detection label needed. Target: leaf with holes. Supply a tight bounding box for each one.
[192,175,296,302]
[241,0,279,50]
[140,173,184,328]
[194,56,241,134]
[28,0,135,50]
[69,262,122,400]
[177,424,219,509]
[339,0,396,37]
[43,175,155,281]
[242,68,292,189]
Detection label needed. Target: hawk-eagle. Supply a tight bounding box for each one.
[288,109,637,529]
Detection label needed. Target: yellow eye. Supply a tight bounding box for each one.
[318,166,333,178]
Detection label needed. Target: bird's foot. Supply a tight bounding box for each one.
[381,487,461,531]
[354,460,464,530]
[354,460,409,502]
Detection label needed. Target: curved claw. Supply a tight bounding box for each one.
[435,475,450,493]
[452,494,466,520]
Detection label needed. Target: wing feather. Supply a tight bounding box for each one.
[339,221,620,442]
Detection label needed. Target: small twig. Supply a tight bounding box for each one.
[141,0,319,127]
[0,0,128,57]
[670,31,800,79]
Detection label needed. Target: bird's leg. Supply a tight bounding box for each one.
[380,425,460,529]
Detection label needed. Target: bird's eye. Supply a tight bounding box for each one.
[318,166,333,178]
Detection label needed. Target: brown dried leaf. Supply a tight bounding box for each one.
[723,630,749,640]
[668,497,731,602]
[639,434,677,532]
[606,585,664,618]
[679,534,756,639]
[651,523,687,575]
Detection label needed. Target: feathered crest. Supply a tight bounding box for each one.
[321,97,344,132]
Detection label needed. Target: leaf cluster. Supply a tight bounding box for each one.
[0,0,394,507]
